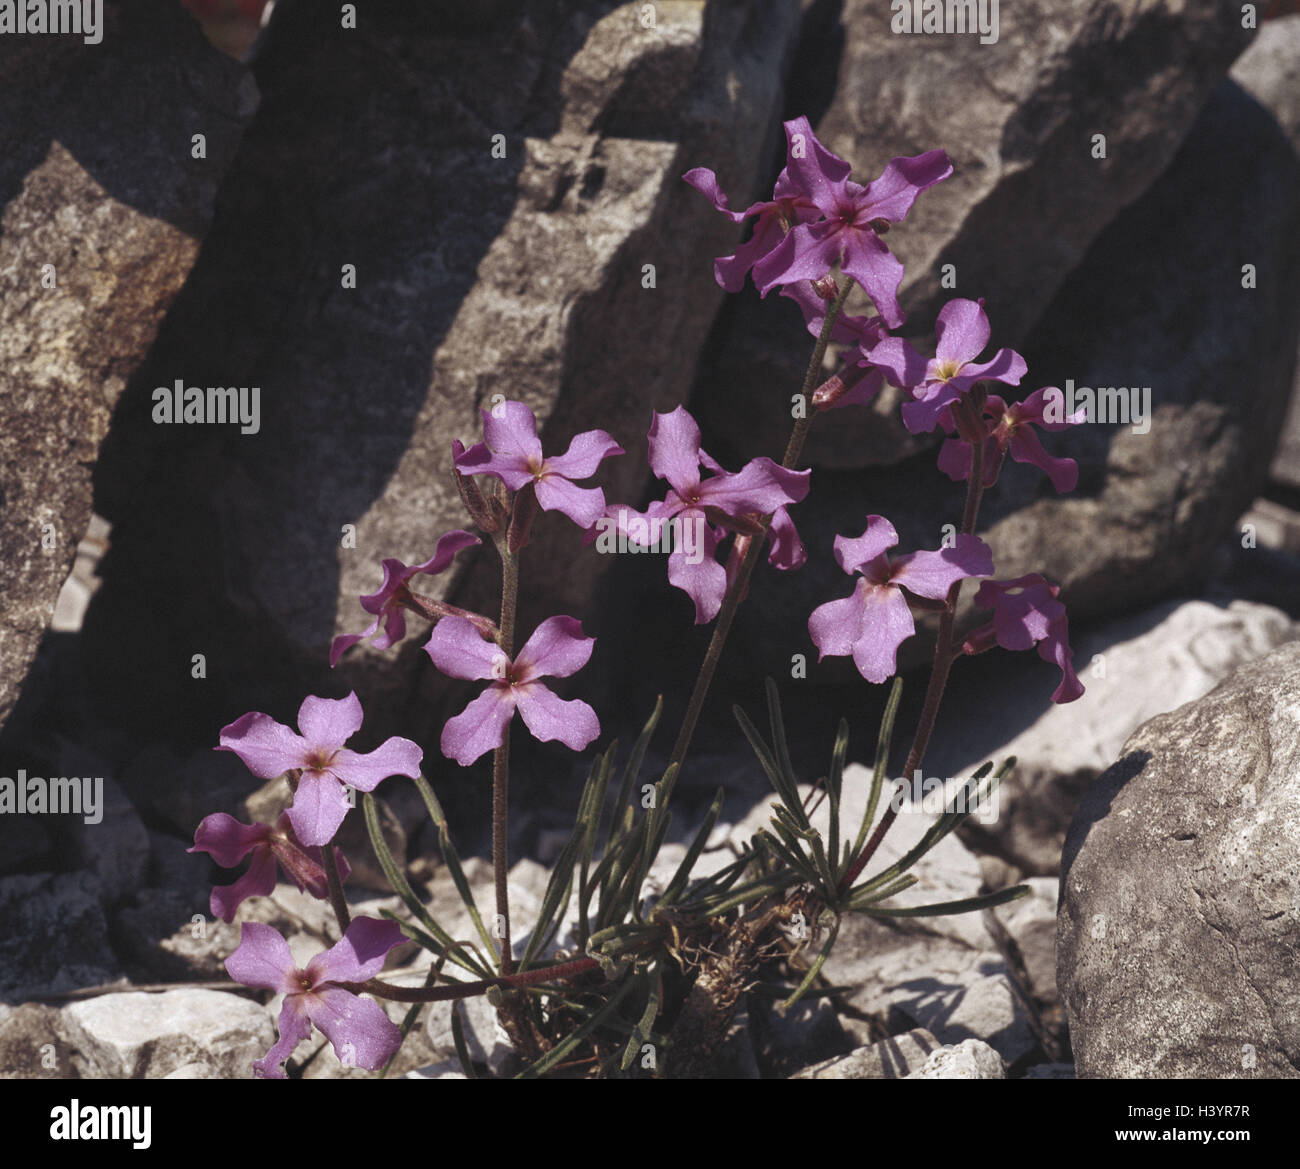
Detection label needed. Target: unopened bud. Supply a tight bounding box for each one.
[811,274,838,301]
[452,440,499,533]
[508,483,539,553]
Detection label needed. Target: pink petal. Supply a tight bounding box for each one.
[303,985,403,1072]
[866,336,929,391]
[890,534,994,601]
[934,299,990,366]
[667,537,727,624]
[425,616,510,681]
[254,995,314,1079]
[441,686,517,766]
[767,506,806,571]
[330,735,423,793]
[513,683,601,752]
[534,475,607,529]
[454,444,533,491]
[696,457,811,516]
[837,229,907,330]
[849,583,916,684]
[287,772,351,847]
[225,921,297,992]
[480,400,544,466]
[833,515,899,576]
[780,115,853,209]
[809,587,869,660]
[860,149,953,222]
[681,166,748,223]
[190,813,273,869]
[297,692,364,749]
[1008,428,1078,492]
[751,222,846,297]
[647,407,704,496]
[544,429,624,480]
[513,615,595,683]
[307,916,407,985]
[952,347,1027,390]
[210,848,278,924]
[218,712,308,780]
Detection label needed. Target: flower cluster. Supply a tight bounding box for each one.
[192,112,1087,1080]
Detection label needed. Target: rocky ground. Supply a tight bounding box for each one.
[1,2,1298,1078]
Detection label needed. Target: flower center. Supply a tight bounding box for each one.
[934,359,963,382]
[304,748,338,772]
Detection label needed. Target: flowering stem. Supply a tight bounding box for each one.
[839,437,986,893]
[493,535,520,975]
[356,956,600,1003]
[322,842,351,932]
[666,279,855,779]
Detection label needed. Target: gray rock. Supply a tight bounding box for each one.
[694,0,1254,469]
[59,989,274,1079]
[906,1038,1005,1079]
[928,599,1296,874]
[0,872,119,1001]
[0,0,253,737]
[1059,640,1300,1077]
[0,1002,71,1078]
[1241,18,1300,494]
[86,0,805,748]
[794,1027,940,1079]
[113,888,239,982]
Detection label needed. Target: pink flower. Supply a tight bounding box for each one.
[218,692,422,847]
[750,117,952,328]
[226,919,405,1078]
[426,615,600,766]
[189,811,351,923]
[601,407,810,623]
[936,387,1086,493]
[454,400,623,530]
[682,165,822,293]
[962,574,1084,703]
[808,515,993,683]
[329,530,480,666]
[869,298,1027,433]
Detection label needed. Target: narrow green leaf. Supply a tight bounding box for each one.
[780,919,840,1011]
[450,1001,480,1079]
[852,676,903,860]
[855,884,1031,918]
[363,793,491,978]
[659,787,725,906]
[411,776,498,963]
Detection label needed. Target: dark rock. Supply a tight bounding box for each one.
[0,0,254,739]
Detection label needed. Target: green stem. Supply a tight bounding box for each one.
[665,279,855,781]
[323,839,351,933]
[493,537,520,975]
[839,436,986,892]
[356,956,601,1003]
